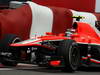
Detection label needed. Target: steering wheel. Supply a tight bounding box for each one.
[72,16,85,21]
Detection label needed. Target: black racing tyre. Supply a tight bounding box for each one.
[0,34,21,66]
[59,39,80,72]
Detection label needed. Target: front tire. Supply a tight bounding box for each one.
[59,39,80,72]
[0,34,21,66]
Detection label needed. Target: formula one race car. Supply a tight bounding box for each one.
[0,16,100,72]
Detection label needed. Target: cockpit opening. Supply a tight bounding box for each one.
[95,21,100,31]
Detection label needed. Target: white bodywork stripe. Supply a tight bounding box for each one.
[16,38,41,44]
[71,10,100,37]
[27,1,53,38]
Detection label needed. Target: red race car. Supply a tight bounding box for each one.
[0,16,100,72]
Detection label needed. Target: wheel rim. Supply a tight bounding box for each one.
[8,37,21,60]
[69,43,80,70]
[11,37,21,43]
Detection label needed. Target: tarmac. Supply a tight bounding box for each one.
[0,63,100,75]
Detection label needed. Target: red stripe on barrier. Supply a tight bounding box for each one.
[32,0,96,12]
[0,64,4,67]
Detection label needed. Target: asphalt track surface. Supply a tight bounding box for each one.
[0,63,100,75]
